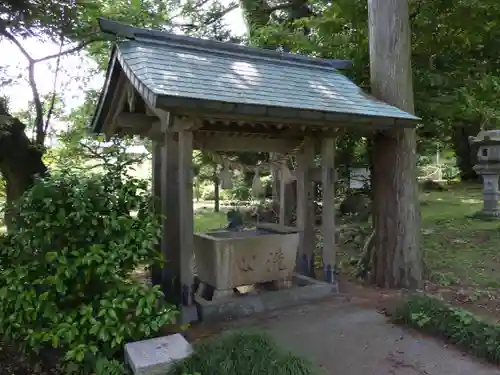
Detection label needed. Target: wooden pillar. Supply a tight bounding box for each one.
[161,119,197,323]
[277,156,294,226]
[178,129,197,323]
[270,153,280,206]
[296,137,316,277]
[321,137,336,284]
[279,172,286,225]
[151,140,163,286]
[161,130,181,306]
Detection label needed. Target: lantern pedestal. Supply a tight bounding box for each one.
[469,130,500,220]
[473,166,500,219]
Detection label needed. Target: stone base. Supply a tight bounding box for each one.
[470,210,500,221]
[178,304,199,325]
[124,334,192,375]
[194,273,338,323]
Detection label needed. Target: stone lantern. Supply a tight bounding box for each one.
[469,130,500,218]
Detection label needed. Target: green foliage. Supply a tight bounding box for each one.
[167,331,317,375]
[241,0,500,173]
[229,180,252,201]
[0,166,177,373]
[94,357,128,375]
[194,210,227,232]
[392,295,500,363]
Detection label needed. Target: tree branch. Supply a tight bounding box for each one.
[268,1,294,13]
[410,0,423,24]
[44,36,64,136]
[0,22,101,146]
[204,2,239,26]
[169,0,212,21]
[30,58,45,145]
[33,38,99,63]
[0,24,34,63]
[175,1,240,32]
[0,25,45,145]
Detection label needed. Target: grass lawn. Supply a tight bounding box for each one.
[193,208,226,232]
[420,183,500,289]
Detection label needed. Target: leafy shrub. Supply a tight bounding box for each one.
[199,184,231,201]
[0,169,177,373]
[230,182,251,201]
[94,357,128,375]
[200,185,216,201]
[167,331,317,375]
[391,295,500,363]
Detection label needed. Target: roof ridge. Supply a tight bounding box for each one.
[119,39,344,73]
[98,17,353,71]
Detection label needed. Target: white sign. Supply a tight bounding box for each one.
[349,168,371,189]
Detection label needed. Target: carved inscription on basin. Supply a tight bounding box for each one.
[193,224,299,290]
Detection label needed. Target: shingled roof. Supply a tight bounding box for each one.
[92,18,419,133]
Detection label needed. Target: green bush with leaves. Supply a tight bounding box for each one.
[168,331,317,375]
[94,357,128,375]
[391,295,500,363]
[0,169,177,373]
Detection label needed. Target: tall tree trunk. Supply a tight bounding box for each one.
[452,123,480,182]
[0,115,47,231]
[368,0,422,289]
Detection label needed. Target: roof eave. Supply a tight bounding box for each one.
[90,45,120,134]
[155,94,419,129]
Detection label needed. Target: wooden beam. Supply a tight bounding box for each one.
[295,137,316,277]
[116,112,202,135]
[171,116,203,132]
[115,112,166,140]
[114,112,347,140]
[116,112,156,129]
[321,137,336,286]
[290,167,336,183]
[102,71,128,138]
[194,134,300,152]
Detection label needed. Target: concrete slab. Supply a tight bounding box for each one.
[124,334,192,375]
[221,299,500,375]
[195,274,337,323]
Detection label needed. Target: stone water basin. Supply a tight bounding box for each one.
[193,223,299,291]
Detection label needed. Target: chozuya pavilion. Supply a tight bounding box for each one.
[91,17,419,323]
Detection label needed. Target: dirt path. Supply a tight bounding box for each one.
[215,295,500,375]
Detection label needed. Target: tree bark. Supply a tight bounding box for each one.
[0,114,47,230]
[368,0,423,289]
[452,123,480,182]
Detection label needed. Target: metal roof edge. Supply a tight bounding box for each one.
[98,17,353,71]
[90,45,119,133]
